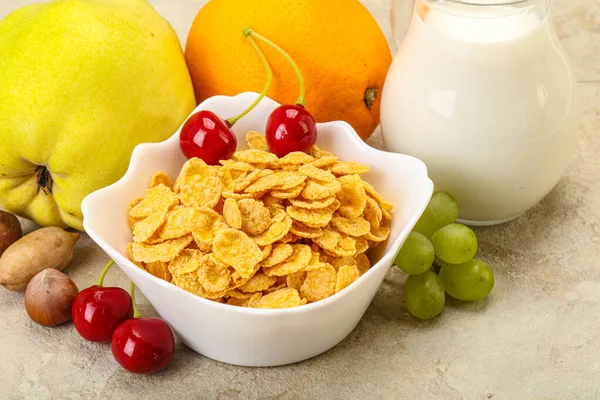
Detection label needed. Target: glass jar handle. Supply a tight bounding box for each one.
[391,0,416,49]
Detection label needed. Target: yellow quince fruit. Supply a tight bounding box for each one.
[0,0,195,230]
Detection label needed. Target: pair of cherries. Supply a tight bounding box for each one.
[71,261,174,374]
[179,27,317,164]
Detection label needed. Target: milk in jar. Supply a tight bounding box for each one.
[381,0,579,225]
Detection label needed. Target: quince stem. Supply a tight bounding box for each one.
[96,259,115,286]
[226,30,274,126]
[242,27,306,107]
[130,282,141,319]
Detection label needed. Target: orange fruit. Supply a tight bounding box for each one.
[185,0,392,141]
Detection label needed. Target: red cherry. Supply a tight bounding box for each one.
[72,286,133,342]
[111,318,175,374]
[179,110,237,165]
[266,104,317,157]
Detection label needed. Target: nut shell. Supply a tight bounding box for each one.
[0,227,79,291]
[0,211,22,257]
[24,268,79,327]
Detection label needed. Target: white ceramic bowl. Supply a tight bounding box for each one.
[81,93,433,367]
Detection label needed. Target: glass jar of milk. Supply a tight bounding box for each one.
[382,0,579,225]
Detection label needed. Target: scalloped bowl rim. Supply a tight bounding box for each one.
[82,92,434,317]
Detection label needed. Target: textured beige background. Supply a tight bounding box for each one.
[1,0,599,399]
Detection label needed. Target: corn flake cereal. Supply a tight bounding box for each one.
[331,215,371,237]
[260,243,293,267]
[213,228,263,278]
[157,207,194,240]
[335,265,360,293]
[331,161,370,176]
[132,234,193,263]
[198,254,231,293]
[246,131,269,151]
[257,288,304,309]
[263,244,312,276]
[337,175,367,219]
[130,185,178,218]
[298,164,335,182]
[126,131,394,308]
[238,199,271,235]
[239,273,278,293]
[301,178,341,200]
[300,264,337,302]
[235,149,278,164]
[175,158,222,208]
[223,198,242,230]
[133,211,166,243]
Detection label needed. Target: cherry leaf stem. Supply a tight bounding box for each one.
[96,260,115,287]
[130,282,141,319]
[226,30,274,126]
[244,27,306,107]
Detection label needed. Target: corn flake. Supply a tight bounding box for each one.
[331,215,371,237]
[246,131,269,151]
[130,185,178,218]
[311,155,339,168]
[189,207,225,251]
[363,181,393,213]
[246,293,263,308]
[278,151,314,166]
[239,272,278,293]
[223,198,242,230]
[234,169,273,192]
[337,175,367,219]
[363,196,382,230]
[245,171,306,193]
[235,149,278,164]
[290,221,324,239]
[270,182,305,199]
[300,264,337,302]
[298,164,335,182]
[175,158,222,208]
[257,288,303,309]
[260,243,293,267]
[251,212,292,246]
[356,253,371,275]
[213,228,263,278]
[286,201,339,228]
[263,244,312,276]
[197,254,231,293]
[132,234,193,263]
[331,162,370,176]
[133,211,166,243]
[289,195,336,210]
[310,145,335,159]
[149,171,172,189]
[335,265,360,293]
[301,178,341,200]
[237,198,271,235]
[157,207,194,240]
[363,226,391,243]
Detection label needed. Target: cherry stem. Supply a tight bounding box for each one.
[96,260,115,287]
[243,27,306,107]
[130,282,141,319]
[226,30,274,126]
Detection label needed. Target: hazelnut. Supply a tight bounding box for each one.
[24,268,79,327]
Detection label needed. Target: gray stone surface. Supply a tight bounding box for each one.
[1,0,599,399]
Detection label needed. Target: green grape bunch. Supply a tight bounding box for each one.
[393,191,495,320]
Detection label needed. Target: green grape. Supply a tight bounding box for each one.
[403,270,445,320]
[439,258,494,301]
[413,191,460,238]
[394,232,435,275]
[431,223,478,264]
